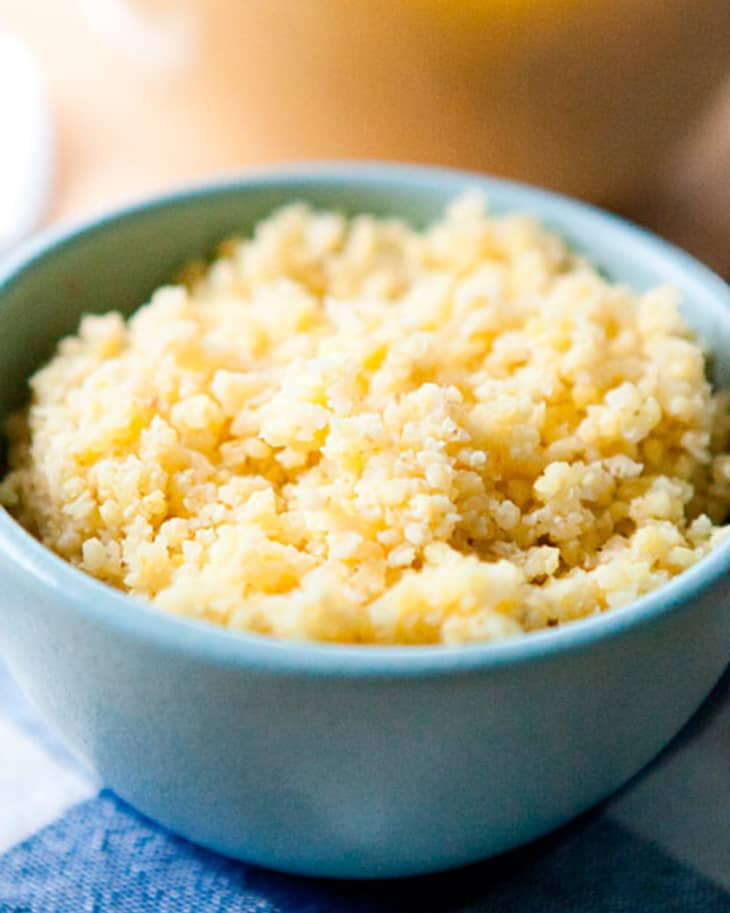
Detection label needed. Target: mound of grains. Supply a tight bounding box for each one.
[2,193,730,644]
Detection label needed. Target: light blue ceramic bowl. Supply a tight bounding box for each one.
[1,164,730,879]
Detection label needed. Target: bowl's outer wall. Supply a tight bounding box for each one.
[1,166,730,877]
[3,558,730,877]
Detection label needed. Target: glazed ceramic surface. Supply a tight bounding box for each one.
[1,164,730,878]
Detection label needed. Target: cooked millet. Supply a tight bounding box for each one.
[2,192,729,644]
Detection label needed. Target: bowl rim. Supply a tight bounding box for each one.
[2,159,730,678]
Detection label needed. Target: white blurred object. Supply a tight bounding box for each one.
[0,31,54,256]
[77,0,196,71]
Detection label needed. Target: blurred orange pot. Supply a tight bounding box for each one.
[3,0,730,218]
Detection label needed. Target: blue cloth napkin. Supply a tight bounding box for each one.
[1,660,729,912]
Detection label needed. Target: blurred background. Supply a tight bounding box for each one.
[1,0,729,274]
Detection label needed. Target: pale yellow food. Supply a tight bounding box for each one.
[2,194,730,645]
